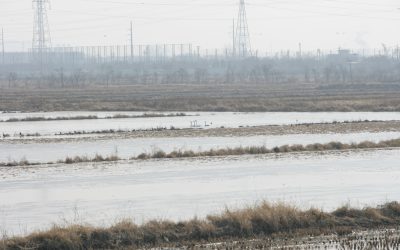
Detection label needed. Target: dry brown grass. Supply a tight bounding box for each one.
[1,83,400,112]
[2,113,187,123]
[2,202,400,249]
[2,138,400,167]
[134,138,400,160]
[60,154,121,165]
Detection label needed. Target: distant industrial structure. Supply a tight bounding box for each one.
[0,0,399,69]
[1,0,252,67]
[1,0,254,67]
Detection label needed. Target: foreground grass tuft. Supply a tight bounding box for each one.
[2,202,400,249]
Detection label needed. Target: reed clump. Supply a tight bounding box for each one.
[60,154,121,164]
[2,202,400,249]
[132,138,400,160]
[0,159,32,167]
[2,138,400,167]
[4,115,98,123]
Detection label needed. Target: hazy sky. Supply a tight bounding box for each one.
[1,0,400,52]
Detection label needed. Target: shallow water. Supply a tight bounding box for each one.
[1,132,400,163]
[1,149,399,236]
[1,112,400,137]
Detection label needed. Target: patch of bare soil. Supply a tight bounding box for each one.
[190,229,400,250]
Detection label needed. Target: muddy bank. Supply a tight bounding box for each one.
[3,120,400,144]
[194,229,400,250]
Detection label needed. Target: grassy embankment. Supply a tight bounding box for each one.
[2,202,400,249]
[1,138,400,167]
[1,113,186,123]
[134,138,400,160]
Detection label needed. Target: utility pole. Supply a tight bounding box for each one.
[1,28,4,64]
[130,21,134,61]
[235,0,252,57]
[298,42,302,58]
[232,19,235,57]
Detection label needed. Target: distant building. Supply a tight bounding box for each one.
[327,49,359,63]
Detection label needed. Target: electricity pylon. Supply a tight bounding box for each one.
[32,0,51,64]
[235,0,252,57]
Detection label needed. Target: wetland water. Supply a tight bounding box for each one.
[1,149,399,235]
[1,111,400,236]
[1,132,400,162]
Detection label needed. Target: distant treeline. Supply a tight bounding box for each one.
[1,54,400,88]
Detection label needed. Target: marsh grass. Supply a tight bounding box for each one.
[2,138,400,167]
[0,159,33,167]
[60,154,121,165]
[2,202,400,249]
[133,138,400,160]
[2,112,187,123]
[4,115,99,123]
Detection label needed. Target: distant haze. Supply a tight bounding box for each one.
[1,0,400,52]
